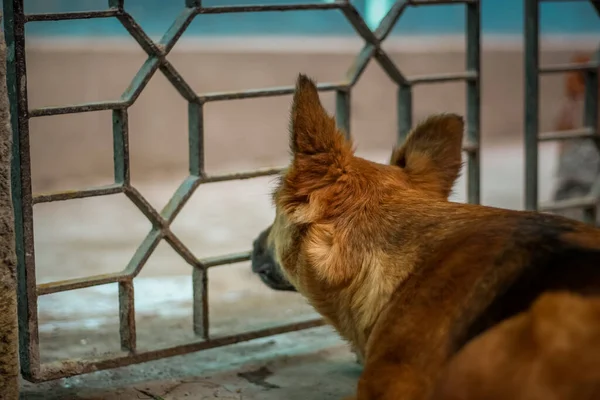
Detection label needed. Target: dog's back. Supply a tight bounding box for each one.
[433,292,600,400]
[358,205,600,400]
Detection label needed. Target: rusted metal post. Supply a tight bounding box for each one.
[524,0,540,211]
[0,15,20,399]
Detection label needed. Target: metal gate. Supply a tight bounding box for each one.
[4,0,481,382]
[525,0,600,218]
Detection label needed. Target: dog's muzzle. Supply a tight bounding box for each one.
[251,228,296,292]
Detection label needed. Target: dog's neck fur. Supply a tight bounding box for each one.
[276,207,423,358]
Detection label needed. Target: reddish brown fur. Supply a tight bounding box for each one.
[264,74,600,400]
[433,292,600,400]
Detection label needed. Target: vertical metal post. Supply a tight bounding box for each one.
[0,12,20,399]
[3,0,40,380]
[192,267,209,338]
[466,0,481,205]
[188,102,205,177]
[336,89,351,139]
[112,109,130,185]
[118,280,136,352]
[524,0,540,210]
[584,52,599,153]
[397,83,412,144]
[584,48,599,223]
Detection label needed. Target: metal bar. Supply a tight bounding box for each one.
[163,231,202,272]
[200,167,284,184]
[539,62,598,74]
[345,0,411,85]
[161,176,201,223]
[25,10,121,22]
[37,272,128,296]
[196,4,343,13]
[584,52,599,148]
[123,228,163,277]
[112,109,130,185]
[343,3,409,86]
[336,89,351,139]
[159,61,199,103]
[123,187,166,228]
[160,7,197,54]
[33,319,325,382]
[118,280,136,353]
[202,252,252,269]
[466,0,481,205]
[340,4,379,45]
[539,127,595,142]
[121,57,161,105]
[29,101,126,117]
[346,44,376,85]
[540,196,596,212]
[408,71,477,85]
[374,0,409,41]
[116,12,161,56]
[4,0,40,380]
[33,184,123,205]
[188,102,204,177]
[192,268,209,338]
[375,50,409,85]
[397,84,413,144]
[524,0,540,211]
[199,82,347,103]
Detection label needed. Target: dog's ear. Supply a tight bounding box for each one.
[290,74,349,157]
[390,114,464,198]
[277,75,353,224]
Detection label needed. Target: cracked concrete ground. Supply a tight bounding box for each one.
[20,142,560,399]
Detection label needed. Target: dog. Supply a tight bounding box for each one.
[251,74,600,400]
[433,291,600,400]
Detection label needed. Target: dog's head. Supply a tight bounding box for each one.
[251,74,464,301]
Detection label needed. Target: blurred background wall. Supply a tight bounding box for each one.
[10,0,600,192]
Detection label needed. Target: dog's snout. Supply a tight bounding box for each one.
[254,262,270,274]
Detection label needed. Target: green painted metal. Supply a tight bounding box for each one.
[524,0,540,211]
[112,109,130,184]
[397,84,412,143]
[466,0,481,205]
[3,0,40,382]
[336,90,352,139]
[4,0,482,382]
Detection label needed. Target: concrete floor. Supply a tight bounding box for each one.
[21,141,561,399]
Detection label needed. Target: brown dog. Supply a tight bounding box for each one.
[252,74,600,400]
[433,291,600,400]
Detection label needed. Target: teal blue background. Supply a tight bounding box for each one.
[9,0,600,37]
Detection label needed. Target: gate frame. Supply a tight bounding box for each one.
[524,0,600,217]
[3,0,481,383]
